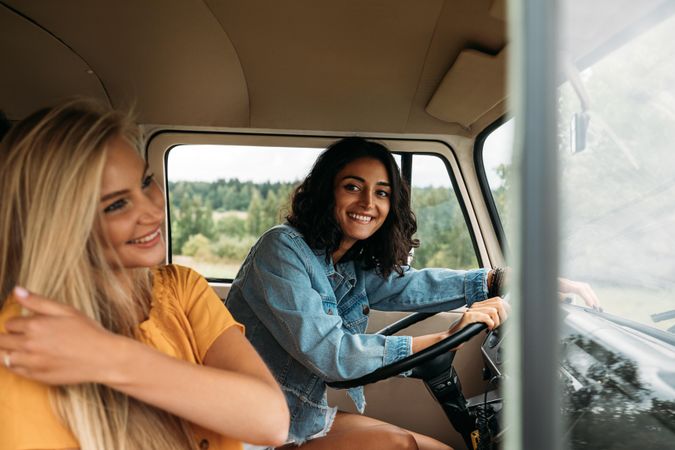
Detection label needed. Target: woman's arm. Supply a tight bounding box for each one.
[0,288,289,447]
[364,266,490,312]
[110,327,289,446]
[228,229,412,382]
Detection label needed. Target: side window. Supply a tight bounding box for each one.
[165,143,480,278]
[410,154,478,270]
[480,119,514,239]
[166,145,321,279]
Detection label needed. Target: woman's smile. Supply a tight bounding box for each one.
[126,226,162,247]
[333,157,391,258]
[347,212,375,224]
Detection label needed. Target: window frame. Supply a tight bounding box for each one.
[146,130,488,287]
[474,115,512,254]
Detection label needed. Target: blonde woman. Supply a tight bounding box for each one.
[0,100,289,450]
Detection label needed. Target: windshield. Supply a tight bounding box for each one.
[483,10,675,335]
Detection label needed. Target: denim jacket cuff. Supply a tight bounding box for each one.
[464,268,489,307]
[383,335,413,377]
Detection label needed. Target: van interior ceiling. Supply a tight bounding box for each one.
[0,0,507,136]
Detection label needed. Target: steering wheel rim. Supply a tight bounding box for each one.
[326,313,487,389]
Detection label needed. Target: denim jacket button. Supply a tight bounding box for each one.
[362,305,370,315]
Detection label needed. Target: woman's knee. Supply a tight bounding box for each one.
[380,426,419,450]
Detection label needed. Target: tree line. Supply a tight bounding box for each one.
[168,178,496,272]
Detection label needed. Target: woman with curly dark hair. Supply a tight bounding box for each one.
[226,137,508,450]
[286,137,417,279]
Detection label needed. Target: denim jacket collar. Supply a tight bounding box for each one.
[314,250,358,298]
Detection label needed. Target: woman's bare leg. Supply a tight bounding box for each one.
[278,411,452,450]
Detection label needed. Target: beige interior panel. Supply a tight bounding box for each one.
[3,0,511,137]
[404,0,506,136]
[0,4,109,119]
[206,0,444,133]
[425,48,507,128]
[5,0,249,127]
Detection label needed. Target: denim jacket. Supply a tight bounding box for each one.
[225,224,488,443]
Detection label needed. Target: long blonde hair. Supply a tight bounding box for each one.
[0,100,197,450]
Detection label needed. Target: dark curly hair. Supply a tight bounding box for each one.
[287,137,419,277]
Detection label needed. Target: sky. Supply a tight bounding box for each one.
[167,125,514,189]
[167,145,320,183]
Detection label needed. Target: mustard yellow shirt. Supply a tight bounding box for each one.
[0,265,243,450]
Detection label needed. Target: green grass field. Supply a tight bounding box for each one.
[172,255,242,280]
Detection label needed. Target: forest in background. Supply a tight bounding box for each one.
[168,175,510,278]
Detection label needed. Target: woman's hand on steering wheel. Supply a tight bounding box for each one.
[450,296,510,334]
[412,297,509,353]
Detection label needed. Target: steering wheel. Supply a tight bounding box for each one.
[326,312,499,449]
[326,312,487,389]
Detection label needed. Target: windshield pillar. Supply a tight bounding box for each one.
[505,0,561,449]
